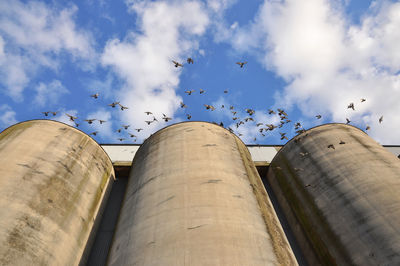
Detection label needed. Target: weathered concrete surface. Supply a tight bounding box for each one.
[0,120,114,265]
[108,122,297,266]
[267,123,400,266]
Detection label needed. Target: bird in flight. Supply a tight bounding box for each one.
[162,113,172,122]
[172,60,183,67]
[85,119,96,124]
[361,98,366,102]
[180,102,187,108]
[347,102,355,110]
[185,90,195,95]
[129,133,136,138]
[135,128,143,132]
[187,58,194,64]
[66,113,77,121]
[42,111,50,116]
[339,140,346,144]
[51,111,58,116]
[186,114,192,120]
[116,128,122,133]
[108,102,120,108]
[89,131,98,136]
[122,125,130,130]
[144,111,153,115]
[268,109,276,115]
[199,89,205,94]
[224,90,228,93]
[328,144,335,149]
[236,62,247,68]
[379,116,383,123]
[90,93,99,99]
[145,121,153,125]
[204,104,215,111]
[118,103,128,110]
[366,125,370,131]
[316,115,322,119]
[99,120,106,124]
[118,138,125,142]
[346,118,351,124]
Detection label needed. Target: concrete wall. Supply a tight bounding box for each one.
[108,122,297,266]
[0,120,114,265]
[267,123,400,265]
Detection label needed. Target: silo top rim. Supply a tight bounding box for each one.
[139,120,247,149]
[270,122,369,165]
[0,119,114,166]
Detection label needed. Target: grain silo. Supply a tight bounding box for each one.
[0,120,114,265]
[107,122,297,266]
[267,123,400,265]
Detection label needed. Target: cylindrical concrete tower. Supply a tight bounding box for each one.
[108,122,297,265]
[267,123,400,265]
[0,120,114,265]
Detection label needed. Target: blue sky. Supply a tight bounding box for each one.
[1,0,399,145]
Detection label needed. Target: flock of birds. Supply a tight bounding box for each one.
[40,57,386,146]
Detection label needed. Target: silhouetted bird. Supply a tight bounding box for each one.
[204,104,215,111]
[366,125,370,131]
[236,62,247,68]
[379,116,383,123]
[85,119,96,124]
[316,115,322,119]
[145,121,153,125]
[224,90,228,93]
[108,102,120,108]
[187,58,194,64]
[90,93,99,99]
[185,90,194,95]
[42,111,50,116]
[118,103,128,110]
[186,114,192,120]
[122,125,130,130]
[99,120,106,124]
[328,144,335,149]
[180,102,187,108]
[116,128,122,133]
[135,128,143,132]
[129,133,136,138]
[145,111,153,115]
[89,131,98,136]
[268,109,276,115]
[199,89,205,94]
[118,138,125,142]
[361,98,366,102]
[339,140,345,144]
[172,60,183,67]
[346,118,351,124]
[348,102,355,110]
[66,113,77,121]
[51,111,58,116]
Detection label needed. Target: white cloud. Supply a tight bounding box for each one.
[101,0,210,141]
[229,0,400,144]
[0,0,95,101]
[33,80,69,107]
[0,104,17,128]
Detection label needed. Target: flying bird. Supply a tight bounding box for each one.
[122,125,130,130]
[236,61,247,68]
[89,131,98,136]
[108,102,120,108]
[42,111,50,116]
[224,90,228,93]
[346,118,351,124]
[90,93,99,99]
[145,111,153,115]
[204,104,215,111]
[85,119,96,124]
[187,58,194,64]
[199,89,205,94]
[180,102,187,108]
[118,138,125,142]
[145,121,153,125]
[328,144,335,150]
[99,120,106,124]
[268,109,276,115]
[339,140,346,144]
[118,103,128,110]
[116,128,122,133]
[379,116,383,123]
[361,98,366,102]
[129,133,136,138]
[66,113,77,121]
[186,114,192,120]
[347,102,355,110]
[185,90,195,95]
[172,60,183,67]
[316,115,322,119]
[51,111,58,116]
[135,128,143,132]
[366,125,370,131]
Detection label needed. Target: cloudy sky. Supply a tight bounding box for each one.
[0,0,399,145]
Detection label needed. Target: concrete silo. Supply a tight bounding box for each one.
[0,120,114,265]
[108,122,297,265]
[267,123,400,265]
